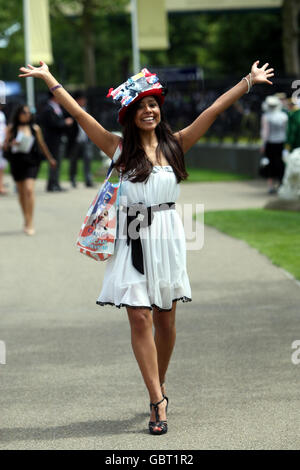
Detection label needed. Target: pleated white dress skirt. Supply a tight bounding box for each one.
[96,165,192,312]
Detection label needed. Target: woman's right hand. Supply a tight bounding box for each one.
[18,60,120,159]
[49,158,57,169]
[3,139,14,150]
[18,60,50,80]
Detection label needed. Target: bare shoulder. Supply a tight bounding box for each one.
[109,136,123,160]
[32,123,41,132]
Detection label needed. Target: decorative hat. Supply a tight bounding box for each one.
[107,68,166,125]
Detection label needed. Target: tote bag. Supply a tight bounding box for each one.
[76,142,122,261]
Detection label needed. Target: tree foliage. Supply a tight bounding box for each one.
[0,0,23,79]
[282,0,300,76]
[0,1,291,88]
[49,0,128,86]
[143,11,284,80]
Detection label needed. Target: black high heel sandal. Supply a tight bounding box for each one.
[148,396,168,435]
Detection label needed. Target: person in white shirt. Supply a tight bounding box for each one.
[260,95,288,193]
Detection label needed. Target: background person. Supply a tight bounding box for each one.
[66,90,94,188]
[38,92,73,192]
[286,100,300,154]
[260,95,288,194]
[3,104,56,235]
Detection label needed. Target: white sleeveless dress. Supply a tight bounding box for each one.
[96,163,192,312]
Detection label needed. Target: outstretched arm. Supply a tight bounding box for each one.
[174,60,274,153]
[19,61,121,159]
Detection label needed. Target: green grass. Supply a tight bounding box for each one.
[26,159,250,183]
[199,136,260,145]
[183,167,250,182]
[198,208,300,281]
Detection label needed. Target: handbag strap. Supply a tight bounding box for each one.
[115,141,123,196]
[105,140,123,180]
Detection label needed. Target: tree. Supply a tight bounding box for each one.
[0,0,24,79]
[50,0,127,87]
[282,0,300,76]
[0,1,287,87]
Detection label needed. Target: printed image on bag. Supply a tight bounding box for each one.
[76,142,122,261]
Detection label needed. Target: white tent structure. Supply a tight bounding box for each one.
[165,0,282,11]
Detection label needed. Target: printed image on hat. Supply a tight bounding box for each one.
[107,68,166,125]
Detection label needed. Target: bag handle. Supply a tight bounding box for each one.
[105,140,123,180]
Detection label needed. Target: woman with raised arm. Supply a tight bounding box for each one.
[19,60,274,434]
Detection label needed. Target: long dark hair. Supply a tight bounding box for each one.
[9,105,34,139]
[114,96,189,184]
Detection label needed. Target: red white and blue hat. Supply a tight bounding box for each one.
[107,68,166,125]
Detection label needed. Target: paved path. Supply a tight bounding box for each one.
[1,176,300,450]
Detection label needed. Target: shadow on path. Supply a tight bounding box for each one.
[0,413,150,443]
[0,231,24,237]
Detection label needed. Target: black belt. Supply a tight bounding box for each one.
[119,201,176,274]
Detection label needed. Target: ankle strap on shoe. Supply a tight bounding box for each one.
[150,396,166,422]
[150,396,165,407]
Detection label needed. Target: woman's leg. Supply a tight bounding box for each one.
[23,178,35,232]
[153,300,177,395]
[267,177,275,191]
[126,306,167,424]
[16,180,27,222]
[0,169,7,194]
[265,144,276,193]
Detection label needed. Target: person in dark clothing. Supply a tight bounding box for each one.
[39,92,73,191]
[286,107,300,152]
[3,104,56,234]
[66,90,94,188]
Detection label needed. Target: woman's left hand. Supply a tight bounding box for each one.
[251,60,274,85]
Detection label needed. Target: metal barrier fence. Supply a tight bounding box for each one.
[2,76,296,145]
[82,77,296,142]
